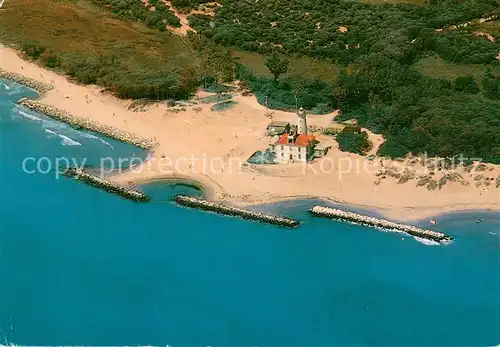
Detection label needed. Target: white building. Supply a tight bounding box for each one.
[269,132,316,164]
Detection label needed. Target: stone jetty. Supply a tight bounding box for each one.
[0,69,54,93]
[175,195,299,228]
[310,206,452,244]
[16,98,157,150]
[63,167,150,202]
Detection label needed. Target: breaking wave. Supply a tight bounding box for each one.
[14,108,111,149]
[59,134,82,146]
[13,107,69,131]
[2,82,29,96]
[413,236,440,246]
[14,108,42,122]
[45,128,82,146]
[81,132,114,149]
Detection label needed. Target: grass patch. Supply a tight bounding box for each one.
[412,55,493,82]
[199,93,233,103]
[211,100,237,111]
[233,51,339,81]
[0,0,190,58]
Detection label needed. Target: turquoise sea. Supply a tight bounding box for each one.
[1,80,499,346]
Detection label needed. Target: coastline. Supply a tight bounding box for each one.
[2,45,499,222]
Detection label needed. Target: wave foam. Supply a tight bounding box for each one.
[59,134,82,146]
[3,83,26,96]
[45,128,82,146]
[81,132,114,149]
[14,108,43,122]
[14,107,69,131]
[414,236,440,246]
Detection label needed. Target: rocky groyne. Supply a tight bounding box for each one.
[16,98,157,150]
[175,195,299,228]
[64,167,150,202]
[0,69,54,93]
[310,206,452,244]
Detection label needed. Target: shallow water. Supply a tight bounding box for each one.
[1,81,499,345]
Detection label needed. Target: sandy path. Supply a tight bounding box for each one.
[1,46,499,221]
[160,0,219,36]
[474,31,496,42]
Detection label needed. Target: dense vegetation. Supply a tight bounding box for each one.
[189,0,499,64]
[171,0,216,10]
[333,54,500,162]
[0,0,197,100]
[236,63,333,111]
[336,127,372,155]
[188,0,500,162]
[91,0,181,28]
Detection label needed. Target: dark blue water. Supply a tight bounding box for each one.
[1,80,499,346]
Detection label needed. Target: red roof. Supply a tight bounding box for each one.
[275,133,315,147]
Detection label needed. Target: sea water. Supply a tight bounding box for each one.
[0,80,499,346]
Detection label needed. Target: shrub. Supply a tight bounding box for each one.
[336,129,372,155]
[39,50,60,68]
[211,100,237,111]
[454,75,479,94]
[21,41,46,59]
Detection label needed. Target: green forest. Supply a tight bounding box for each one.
[1,0,500,162]
[187,0,500,162]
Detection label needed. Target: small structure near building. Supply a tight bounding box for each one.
[314,143,331,157]
[266,121,290,136]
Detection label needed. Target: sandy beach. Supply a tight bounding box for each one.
[2,46,499,221]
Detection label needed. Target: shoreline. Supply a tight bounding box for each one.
[1,45,499,222]
[1,68,54,94]
[133,175,500,224]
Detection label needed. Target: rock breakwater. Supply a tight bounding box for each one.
[63,167,150,202]
[310,206,452,244]
[16,98,157,150]
[175,195,299,228]
[0,69,54,93]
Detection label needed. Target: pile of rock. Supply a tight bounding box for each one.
[0,68,54,93]
[310,205,452,244]
[64,167,150,202]
[175,195,299,228]
[16,98,158,150]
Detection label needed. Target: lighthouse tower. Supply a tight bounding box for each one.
[297,107,307,135]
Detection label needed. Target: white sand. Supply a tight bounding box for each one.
[2,46,499,221]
